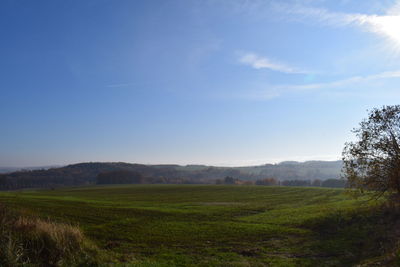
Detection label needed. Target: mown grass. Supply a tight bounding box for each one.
[0,185,397,266]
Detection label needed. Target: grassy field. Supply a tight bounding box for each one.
[0,185,395,266]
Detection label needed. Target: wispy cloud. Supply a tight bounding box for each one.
[239,52,307,74]
[243,70,400,100]
[279,5,365,27]
[277,2,400,47]
[291,70,400,91]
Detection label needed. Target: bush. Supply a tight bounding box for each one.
[0,204,100,266]
[281,180,311,187]
[223,176,236,184]
[255,178,278,186]
[321,178,347,188]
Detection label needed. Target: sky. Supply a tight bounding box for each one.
[1,0,400,167]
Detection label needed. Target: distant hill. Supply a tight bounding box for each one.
[0,165,61,174]
[0,168,20,174]
[0,161,342,190]
[237,160,343,180]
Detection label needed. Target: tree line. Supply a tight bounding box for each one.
[216,176,346,188]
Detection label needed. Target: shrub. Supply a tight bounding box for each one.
[223,176,236,184]
[321,178,347,188]
[281,179,311,187]
[255,178,278,186]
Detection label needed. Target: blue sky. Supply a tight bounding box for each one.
[1,0,400,167]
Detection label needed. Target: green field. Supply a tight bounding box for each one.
[0,185,393,266]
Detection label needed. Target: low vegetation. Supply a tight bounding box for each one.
[218,176,346,188]
[0,204,100,266]
[1,185,399,266]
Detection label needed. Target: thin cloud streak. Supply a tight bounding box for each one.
[244,70,400,100]
[239,52,308,74]
[288,70,400,91]
[277,2,400,47]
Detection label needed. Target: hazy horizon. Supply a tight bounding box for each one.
[2,0,400,167]
[1,157,343,169]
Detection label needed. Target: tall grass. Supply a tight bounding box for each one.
[0,204,100,266]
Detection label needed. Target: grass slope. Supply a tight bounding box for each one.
[0,185,396,266]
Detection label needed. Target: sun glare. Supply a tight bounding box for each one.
[369,15,400,46]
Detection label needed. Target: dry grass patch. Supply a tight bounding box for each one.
[0,204,100,266]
